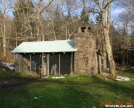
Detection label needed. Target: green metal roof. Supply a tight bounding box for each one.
[11,40,77,53]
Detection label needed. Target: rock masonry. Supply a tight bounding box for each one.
[74,27,98,76]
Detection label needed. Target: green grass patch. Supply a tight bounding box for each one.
[117,71,134,78]
[0,72,23,79]
[0,73,134,108]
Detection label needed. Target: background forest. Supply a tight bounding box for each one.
[0,0,134,72]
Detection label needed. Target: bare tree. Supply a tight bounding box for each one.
[93,0,116,77]
[0,0,12,57]
[32,0,53,41]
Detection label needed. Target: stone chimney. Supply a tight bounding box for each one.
[74,27,98,76]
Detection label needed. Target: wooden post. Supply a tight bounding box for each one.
[47,54,49,76]
[19,54,21,72]
[59,53,60,75]
[97,54,101,74]
[41,53,43,78]
[70,52,73,73]
[20,55,23,72]
[39,54,42,78]
[30,54,31,72]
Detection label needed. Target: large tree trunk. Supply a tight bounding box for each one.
[101,0,116,77]
[107,1,116,77]
[103,26,116,77]
[102,31,107,70]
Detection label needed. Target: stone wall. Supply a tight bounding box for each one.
[74,27,98,76]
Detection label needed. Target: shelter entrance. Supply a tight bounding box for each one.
[21,53,47,77]
[21,52,73,77]
[49,53,73,75]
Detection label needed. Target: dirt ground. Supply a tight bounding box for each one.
[0,78,38,91]
[0,62,41,91]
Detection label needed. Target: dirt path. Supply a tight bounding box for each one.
[0,78,41,91]
[0,77,100,92]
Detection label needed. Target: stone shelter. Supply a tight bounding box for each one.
[11,27,98,77]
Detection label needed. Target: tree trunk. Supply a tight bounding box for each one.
[3,12,6,57]
[102,37,107,70]
[103,26,116,77]
[101,0,116,77]
[36,11,40,41]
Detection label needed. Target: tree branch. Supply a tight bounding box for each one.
[87,8,100,14]
[93,0,102,10]
[40,0,53,14]
[103,0,114,9]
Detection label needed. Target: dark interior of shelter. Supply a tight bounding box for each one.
[22,52,74,76]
